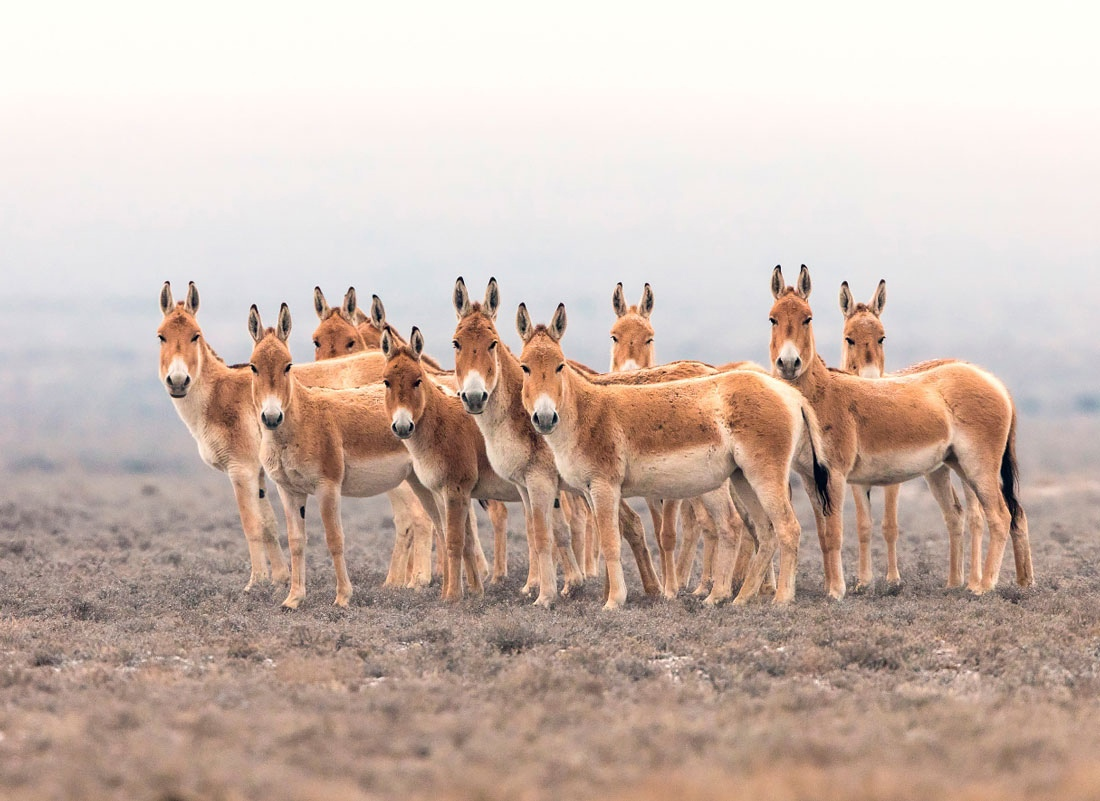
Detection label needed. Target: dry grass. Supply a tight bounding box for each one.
[0,444,1098,800]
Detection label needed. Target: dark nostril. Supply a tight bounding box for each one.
[551,412,559,425]
[460,392,467,402]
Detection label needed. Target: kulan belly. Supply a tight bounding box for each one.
[848,443,949,486]
[622,446,733,499]
[341,453,411,497]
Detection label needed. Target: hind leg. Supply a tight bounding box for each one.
[726,471,778,604]
[486,500,509,583]
[957,478,985,591]
[676,500,702,589]
[882,483,901,586]
[696,488,741,604]
[657,498,682,597]
[851,483,875,591]
[924,466,966,588]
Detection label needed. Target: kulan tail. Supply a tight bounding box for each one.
[1000,408,1022,532]
[801,405,832,516]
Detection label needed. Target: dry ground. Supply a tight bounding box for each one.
[1,420,1099,800]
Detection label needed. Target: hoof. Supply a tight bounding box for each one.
[883,580,903,596]
[532,595,554,609]
[520,581,538,597]
[281,596,302,610]
[271,569,291,585]
[334,594,351,608]
[730,594,749,606]
[851,581,873,596]
[602,599,623,611]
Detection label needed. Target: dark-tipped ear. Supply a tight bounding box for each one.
[548,303,567,342]
[454,277,472,319]
[516,303,534,344]
[409,327,424,360]
[839,281,855,319]
[248,305,264,343]
[380,328,396,360]
[612,282,627,318]
[276,303,292,342]
[484,277,500,321]
[639,283,654,319]
[343,287,357,318]
[184,282,199,315]
[870,279,886,317]
[160,282,174,316]
[771,265,785,299]
[796,265,812,299]
[370,294,386,331]
[314,286,329,319]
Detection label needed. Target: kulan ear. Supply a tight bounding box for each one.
[380,328,395,360]
[839,281,855,319]
[870,279,886,317]
[771,265,785,299]
[639,283,654,319]
[248,305,264,343]
[343,287,357,318]
[184,282,199,315]
[160,282,174,316]
[409,327,425,360]
[796,265,812,299]
[370,294,386,331]
[612,282,627,318]
[314,286,330,319]
[548,303,568,343]
[516,303,534,344]
[484,277,500,321]
[276,303,292,342]
[454,276,472,319]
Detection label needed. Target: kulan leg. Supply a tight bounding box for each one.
[486,500,510,583]
[923,466,966,588]
[317,483,353,607]
[228,467,278,591]
[675,499,702,589]
[469,507,490,581]
[696,488,740,605]
[462,505,485,598]
[959,478,984,591]
[618,501,661,596]
[441,495,471,603]
[522,480,560,608]
[852,483,875,591]
[277,487,309,609]
[589,483,627,609]
[551,501,585,595]
[657,498,682,598]
[257,469,290,584]
[383,484,418,588]
[882,483,901,586]
[727,472,777,605]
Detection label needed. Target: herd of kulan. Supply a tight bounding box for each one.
[156,266,1034,610]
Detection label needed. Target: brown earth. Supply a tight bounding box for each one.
[0,419,1098,801]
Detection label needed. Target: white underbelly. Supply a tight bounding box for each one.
[622,446,733,500]
[849,443,948,486]
[342,453,411,497]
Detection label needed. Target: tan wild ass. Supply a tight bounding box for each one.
[608,282,751,597]
[451,278,660,605]
[312,286,503,582]
[158,282,417,593]
[380,326,553,602]
[839,279,985,590]
[247,303,458,608]
[769,265,1034,597]
[517,301,832,608]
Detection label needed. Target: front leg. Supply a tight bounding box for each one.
[228,467,277,591]
[589,482,627,610]
[851,483,875,592]
[278,487,310,609]
[442,493,472,603]
[317,482,353,607]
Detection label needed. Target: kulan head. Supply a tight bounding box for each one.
[452,276,503,414]
[609,282,655,372]
[839,279,887,378]
[381,326,427,439]
[768,264,817,382]
[311,286,367,360]
[516,302,568,435]
[157,281,203,398]
[247,303,295,430]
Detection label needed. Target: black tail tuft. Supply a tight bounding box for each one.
[802,408,832,516]
[1000,413,1022,531]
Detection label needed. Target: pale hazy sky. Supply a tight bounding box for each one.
[1,2,1097,376]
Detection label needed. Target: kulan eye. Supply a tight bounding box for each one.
[803,317,813,326]
[313,340,320,348]
[249,364,257,374]
[845,337,855,346]
[158,334,166,343]
[520,365,530,375]
[645,338,654,345]
[452,340,461,350]
[488,340,497,351]
[383,379,390,388]
[555,363,565,373]
[768,317,777,326]
[610,335,618,343]
[346,340,355,349]
[413,379,422,388]
[878,337,886,344]
[284,363,293,373]
[191,333,200,342]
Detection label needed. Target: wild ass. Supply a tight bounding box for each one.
[839,279,985,590]
[517,302,831,608]
[247,303,460,608]
[312,286,503,582]
[609,282,749,597]
[158,281,414,592]
[380,327,558,602]
[769,265,1033,597]
[451,278,658,605]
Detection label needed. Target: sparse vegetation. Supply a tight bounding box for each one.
[0,459,1099,801]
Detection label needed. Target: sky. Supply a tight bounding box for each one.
[0,1,1097,401]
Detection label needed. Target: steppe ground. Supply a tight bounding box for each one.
[1,419,1099,801]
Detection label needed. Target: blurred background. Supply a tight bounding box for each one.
[1,1,1097,475]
